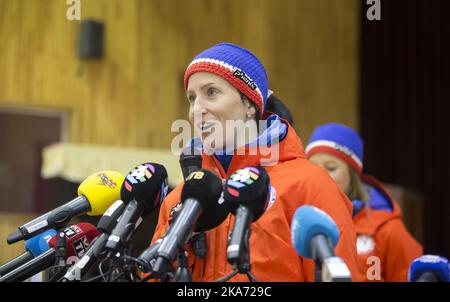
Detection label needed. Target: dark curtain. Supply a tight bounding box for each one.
[360,0,450,256]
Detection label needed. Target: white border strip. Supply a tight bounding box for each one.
[305,139,362,168]
[187,58,264,102]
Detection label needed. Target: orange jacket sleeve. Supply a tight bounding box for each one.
[379,219,423,281]
[151,184,183,244]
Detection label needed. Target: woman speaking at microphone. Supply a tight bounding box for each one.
[151,43,363,281]
[305,123,423,281]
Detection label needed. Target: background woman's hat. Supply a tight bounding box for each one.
[305,123,364,174]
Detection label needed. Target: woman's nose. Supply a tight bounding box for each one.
[192,99,207,114]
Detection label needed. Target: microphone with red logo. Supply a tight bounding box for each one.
[60,200,126,282]
[0,223,99,282]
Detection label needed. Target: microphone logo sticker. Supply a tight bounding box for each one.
[63,225,82,239]
[124,180,133,192]
[227,167,259,189]
[217,191,225,205]
[127,164,155,184]
[72,236,89,258]
[97,172,118,189]
[419,255,447,264]
[186,171,205,181]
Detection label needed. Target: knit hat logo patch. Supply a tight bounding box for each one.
[233,69,257,91]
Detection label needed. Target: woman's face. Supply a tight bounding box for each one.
[309,152,351,193]
[187,72,256,152]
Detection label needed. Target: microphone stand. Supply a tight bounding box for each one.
[217,228,257,282]
[173,249,192,282]
[172,232,203,282]
[121,245,139,282]
[47,229,68,282]
[314,262,322,282]
[191,232,207,258]
[105,249,131,282]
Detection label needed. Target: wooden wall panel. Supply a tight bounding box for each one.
[0,0,360,264]
[0,0,359,148]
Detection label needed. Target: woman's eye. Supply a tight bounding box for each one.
[325,166,337,173]
[187,94,195,103]
[207,88,218,96]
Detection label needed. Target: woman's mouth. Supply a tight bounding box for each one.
[201,122,215,132]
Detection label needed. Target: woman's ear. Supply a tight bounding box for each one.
[244,99,257,116]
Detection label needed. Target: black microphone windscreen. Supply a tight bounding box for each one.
[180,145,203,160]
[180,169,229,232]
[121,163,168,216]
[179,145,203,180]
[223,166,270,221]
[180,154,202,168]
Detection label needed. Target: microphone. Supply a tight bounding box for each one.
[104,163,168,255]
[223,166,271,272]
[7,171,124,244]
[179,141,203,180]
[291,205,351,282]
[60,200,126,282]
[0,229,56,276]
[152,169,228,278]
[135,239,163,273]
[408,255,450,282]
[179,142,207,262]
[96,199,127,235]
[0,223,99,282]
[135,196,182,274]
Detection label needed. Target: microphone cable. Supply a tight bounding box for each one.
[214,266,257,282]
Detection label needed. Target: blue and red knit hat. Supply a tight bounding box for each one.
[305,123,364,174]
[184,43,269,116]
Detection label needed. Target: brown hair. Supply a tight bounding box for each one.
[346,167,369,202]
[239,91,260,120]
[239,91,294,125]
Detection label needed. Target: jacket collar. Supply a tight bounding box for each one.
[200,113,305,178]
[353,174,402,235]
